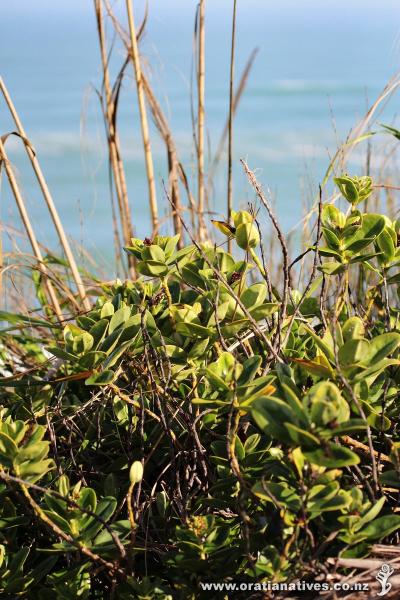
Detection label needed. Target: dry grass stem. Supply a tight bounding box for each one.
[94,0,135,277]
[0,77,91,312]
[227,0,237,252]
[125,0,158,235]
[197,0,206,241]
[0,137,62,319]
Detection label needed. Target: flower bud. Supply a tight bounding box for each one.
[129,461,144,484]
[235,222,260,250]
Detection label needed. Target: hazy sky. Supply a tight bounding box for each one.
[3,0,400,20]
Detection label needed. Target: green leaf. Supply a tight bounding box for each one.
[78,488,97,512]
[187,338,210,359]
[342,317,365,341]
[85,370,116,386]
[241,284,267,308]
[352,358,400,382]
[17,458,55,480]
[304,443,359,467]
[109,306,131,333]
[45,346,77,362]
[377,229,396,263]
[80,497,117,541]
[89,319,109,347]
[250,303,280,320]
[0,432,19,467]
[303,381,349,427]
[327,419,367,436]
[322,227,341,249]
[14,440,49,465]
[136,260,169,277]
[321,204,345,229]
[164,345,186,362]
[338,339,369,367]
[8,547,30,575]
[235,222,259,250]
[100,302,114,318]
[355,497,385,531]
[0,311,58,330]
[345,237,374,253]
[141,244,166,263]
[318,247,343,259]
[359,214,385,239]
[252,481,300,513]
[358,514,400,541]
[237,356,262,386]
[381,122,400,140]
[365,333,400,365]
[176,322,213,339]
[220,319,249,337]
[252,396,299,441]
[181,263,208,288]
[79,351,108,369]
[302,326,335,363]
[292,356,333,378]
[285,423,320,448]
[318,261,346,275]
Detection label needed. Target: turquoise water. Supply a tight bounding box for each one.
[1,0,400,266]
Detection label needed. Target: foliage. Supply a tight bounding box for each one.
[1,178,400,598]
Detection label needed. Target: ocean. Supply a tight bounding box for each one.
[1,0,400,268]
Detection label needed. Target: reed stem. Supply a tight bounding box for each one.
[94,1,135,277]
[0,137,62,319]
[0,77,90,312]
[197,0,206,241]
[125,0,159,235]
[227,0,237,252]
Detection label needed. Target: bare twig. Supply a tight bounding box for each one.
[241,160,290,347]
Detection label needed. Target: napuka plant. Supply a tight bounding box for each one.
[0,173,400,598]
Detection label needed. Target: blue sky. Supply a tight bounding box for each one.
[3,0,400,19]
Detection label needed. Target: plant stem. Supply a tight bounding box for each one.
[125,0,159,235]
[0,78,92,311]
[227,0,237,252]
[94,1,135,278]
[0,137,62,320]
[250,247,266,277]
[197,0,206,241]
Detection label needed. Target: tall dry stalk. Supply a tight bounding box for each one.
[0,78,91,312]
[197,0,206,241]
[94,1,135,277]
[125,0,158,235]
[0,138,62,319]
[101,1,188,244]
[227,0,237,252]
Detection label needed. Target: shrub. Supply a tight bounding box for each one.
[1,176,400,598]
